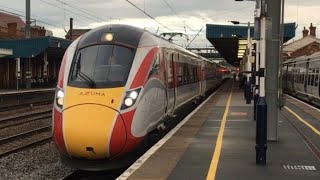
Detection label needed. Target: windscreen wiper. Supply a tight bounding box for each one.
[76,54,96,88]
[78,71,96,88]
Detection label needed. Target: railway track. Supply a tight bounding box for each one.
[0,100,53,113]
[0,125,52,158]
[0,110,52,129]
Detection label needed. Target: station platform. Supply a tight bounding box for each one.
[118,80,320,180]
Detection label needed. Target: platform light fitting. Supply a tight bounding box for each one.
[238,49,246,53]
[239,40,248,45]
[238,45,247,50]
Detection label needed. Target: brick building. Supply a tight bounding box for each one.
[0,12,25,39]
[65,29,91,40]
[283,23,320,61]
[0,12,53,40]
[0,12,71,89]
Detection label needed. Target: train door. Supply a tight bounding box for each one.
[292,63,296,92]
[304,60,309,93]
[200,61,206,95]
[318,69,320,97]
[164,50,175,115]
[172,52,177,111]
[317,68,320,97]
[284,64,288,90]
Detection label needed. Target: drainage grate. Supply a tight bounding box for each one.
[282,165,317,171]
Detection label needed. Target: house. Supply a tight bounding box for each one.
[283,23,320,61]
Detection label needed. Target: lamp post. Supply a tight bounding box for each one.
[230,21,253,104]
[235,0,268,165]
[246,21,253,104]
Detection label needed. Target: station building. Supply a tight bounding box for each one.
[0,12,71,90]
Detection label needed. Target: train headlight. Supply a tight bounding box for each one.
[124,98,134,107]
[56,89,64,108]
[101,33,114,42]
[129,91,138,99]
[121,88,141,110]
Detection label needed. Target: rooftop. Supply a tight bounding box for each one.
[283,35,320,53]
[0,36,71,58]
[0,12,25,30]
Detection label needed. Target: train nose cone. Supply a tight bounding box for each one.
[63,104,126,159]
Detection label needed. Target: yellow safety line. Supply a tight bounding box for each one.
[284,106,320,136]
[206,84,233,180]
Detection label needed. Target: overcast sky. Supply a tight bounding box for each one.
[1,0,320,47]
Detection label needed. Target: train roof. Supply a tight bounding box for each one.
[284,51,320,64]
[77,24,147,49]
[141,29,215,64]
[78,24,216,65]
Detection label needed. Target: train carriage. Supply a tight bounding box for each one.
[283,51,320,105]
[52,24,226,170]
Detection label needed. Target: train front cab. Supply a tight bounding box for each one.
[52,39,147,170]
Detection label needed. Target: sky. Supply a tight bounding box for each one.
[1,0,320,47]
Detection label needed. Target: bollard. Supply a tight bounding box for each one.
[244,81,252,104]
[253,88,259,121]
[256,97,267,165]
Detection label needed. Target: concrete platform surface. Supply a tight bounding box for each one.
[119,80,320,180]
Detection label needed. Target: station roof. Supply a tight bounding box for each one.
[0,36,71,58]
[206,23,296,66]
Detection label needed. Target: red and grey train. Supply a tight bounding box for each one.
[283,51,320,106]
[52,24,229,170]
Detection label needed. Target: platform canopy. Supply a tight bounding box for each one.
[0,36,71,58]
[206,23,296,66]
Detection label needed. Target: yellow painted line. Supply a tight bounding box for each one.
[286,94,320,120]
[206,84,233,180]
[284,106,320,136]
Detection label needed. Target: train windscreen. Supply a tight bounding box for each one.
[68,45,134,88]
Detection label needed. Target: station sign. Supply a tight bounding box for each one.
[0,48,13,57]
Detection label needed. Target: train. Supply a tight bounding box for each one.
[283,51,320,106]
[52,24,229,170]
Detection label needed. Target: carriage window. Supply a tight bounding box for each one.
[149,52,160,77]
[292,74,295,83]
[188,64,194,83]
[299,74,303,84]
[315,74,319,87]
[177,65,183,85]
[311,74,315,86]
[308,75,311,85]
